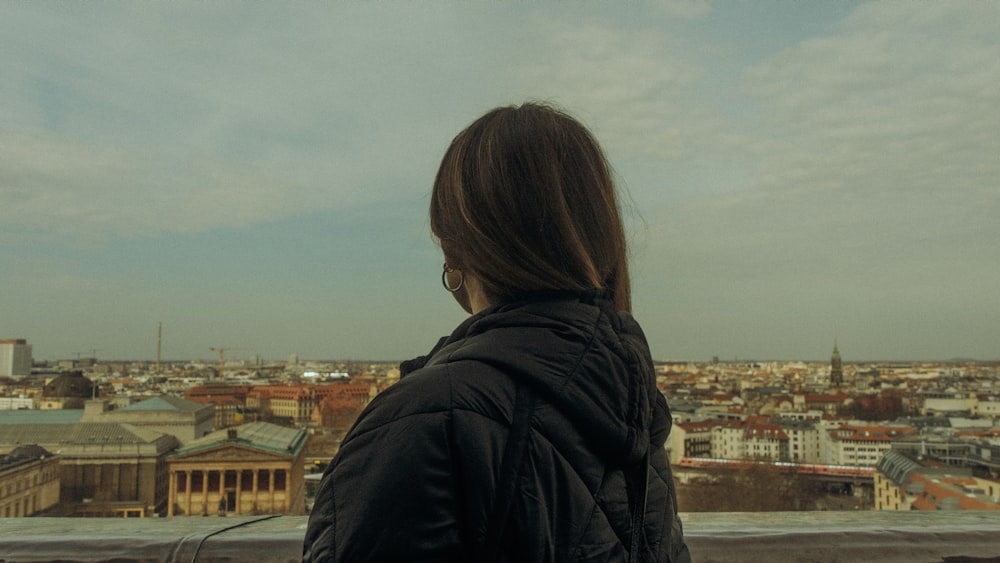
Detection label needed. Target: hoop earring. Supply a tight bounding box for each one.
[442,263,465,293]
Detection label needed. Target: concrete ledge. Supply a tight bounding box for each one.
[680,512,1000,563]
[0,512,998,562]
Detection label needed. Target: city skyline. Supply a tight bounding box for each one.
[3,2,999,362]
[12,331,1000,365]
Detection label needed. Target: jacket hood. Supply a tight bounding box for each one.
[405,292,663,466]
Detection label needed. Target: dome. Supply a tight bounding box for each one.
[42,371,94,399]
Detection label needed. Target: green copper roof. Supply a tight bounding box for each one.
[171,422,306,458]
[0,422,171,448]
[119,395,206,412]
[0,410,84,425]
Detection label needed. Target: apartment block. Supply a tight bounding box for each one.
[0,339,32,377]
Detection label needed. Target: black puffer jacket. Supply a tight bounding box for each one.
[303,293,690,562]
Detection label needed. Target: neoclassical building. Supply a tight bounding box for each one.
[0,445,60,517]
[82,395,214,447]
[166,422,306,517]
[0,409,178,517]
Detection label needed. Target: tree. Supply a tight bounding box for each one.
[676,463,822,512]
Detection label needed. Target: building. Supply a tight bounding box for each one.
[82,396,215,447]
[39,371,94,409]
[248,383,381,426]
[891,428,973,468]
[802,392,849,416]
[826,424,911,466]
[668,420,716,465]
[875,450,1000,511]
[875,450,931,510]
[166,422,307,517]
[829,340,843,388]
[0,396,34,410]
[311,384,380,434]
[966,435,1000,478]
[711,420,748,460]
[0,409,178,517]
[921,391,977,416]
[0,339,33,377]
[776,418,823,463]
[977,396,1000,417]
[744,423,790,461]
[248,385,317,425]
[184,384,254,429]
[0,445,60,517]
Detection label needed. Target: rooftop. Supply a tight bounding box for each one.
[119,395,207,412]
[172,421,306,458]
[0,409,84,425]
[0,421,169,448]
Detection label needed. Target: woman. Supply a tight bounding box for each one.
[304,103,690,563]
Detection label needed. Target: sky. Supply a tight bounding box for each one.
[2,1,998,363]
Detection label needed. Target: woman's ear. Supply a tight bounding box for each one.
[443,257,473,314]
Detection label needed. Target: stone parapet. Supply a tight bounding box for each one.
[0,511,998,562]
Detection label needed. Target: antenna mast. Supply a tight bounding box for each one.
[156,322,162,373]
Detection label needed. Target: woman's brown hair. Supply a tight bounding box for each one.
[430,103,631,311]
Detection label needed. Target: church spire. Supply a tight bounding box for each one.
[830,338,843,388]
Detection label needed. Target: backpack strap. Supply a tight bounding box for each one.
[626,452,650,563]
[477,383,535,563]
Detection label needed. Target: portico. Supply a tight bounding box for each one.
[166,422,306,517]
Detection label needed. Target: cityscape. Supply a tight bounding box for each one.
[2,336,998,519]
[3,2,998,559]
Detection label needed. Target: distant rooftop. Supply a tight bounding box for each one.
[118,394,206,412]
[172,421,306,458]
[0,409,83,425]
[0,421,170,448]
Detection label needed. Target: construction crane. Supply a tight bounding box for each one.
[74,349,100,365]
[209,347,244,380]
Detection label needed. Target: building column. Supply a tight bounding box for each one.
[252,469,259,513]
[184,471,192,516]
[201,469,209,515]
[111,463,120,500]
[235,470,242,515]
[168,471,176,517]
[268,468,275,513]
[283,470,290,512]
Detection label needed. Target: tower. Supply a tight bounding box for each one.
[830,339,843,388]
[0,339,32,376]
[156,322,162,374]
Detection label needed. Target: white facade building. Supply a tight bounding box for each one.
[0,339,32,376]
[975,398,1000,417]
[711,422,746,460]
[0,396,34,410]
[777,419,824,463]
[825,424,910,466]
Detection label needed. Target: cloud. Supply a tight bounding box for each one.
[660,1,1000,255]
[633,2,1000,359]
[0,2,725,246]
[513,14,728,163]
[0,130,303,241]
[653,0,711,20]
[0,3,495,244]
[3,1,998,360]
